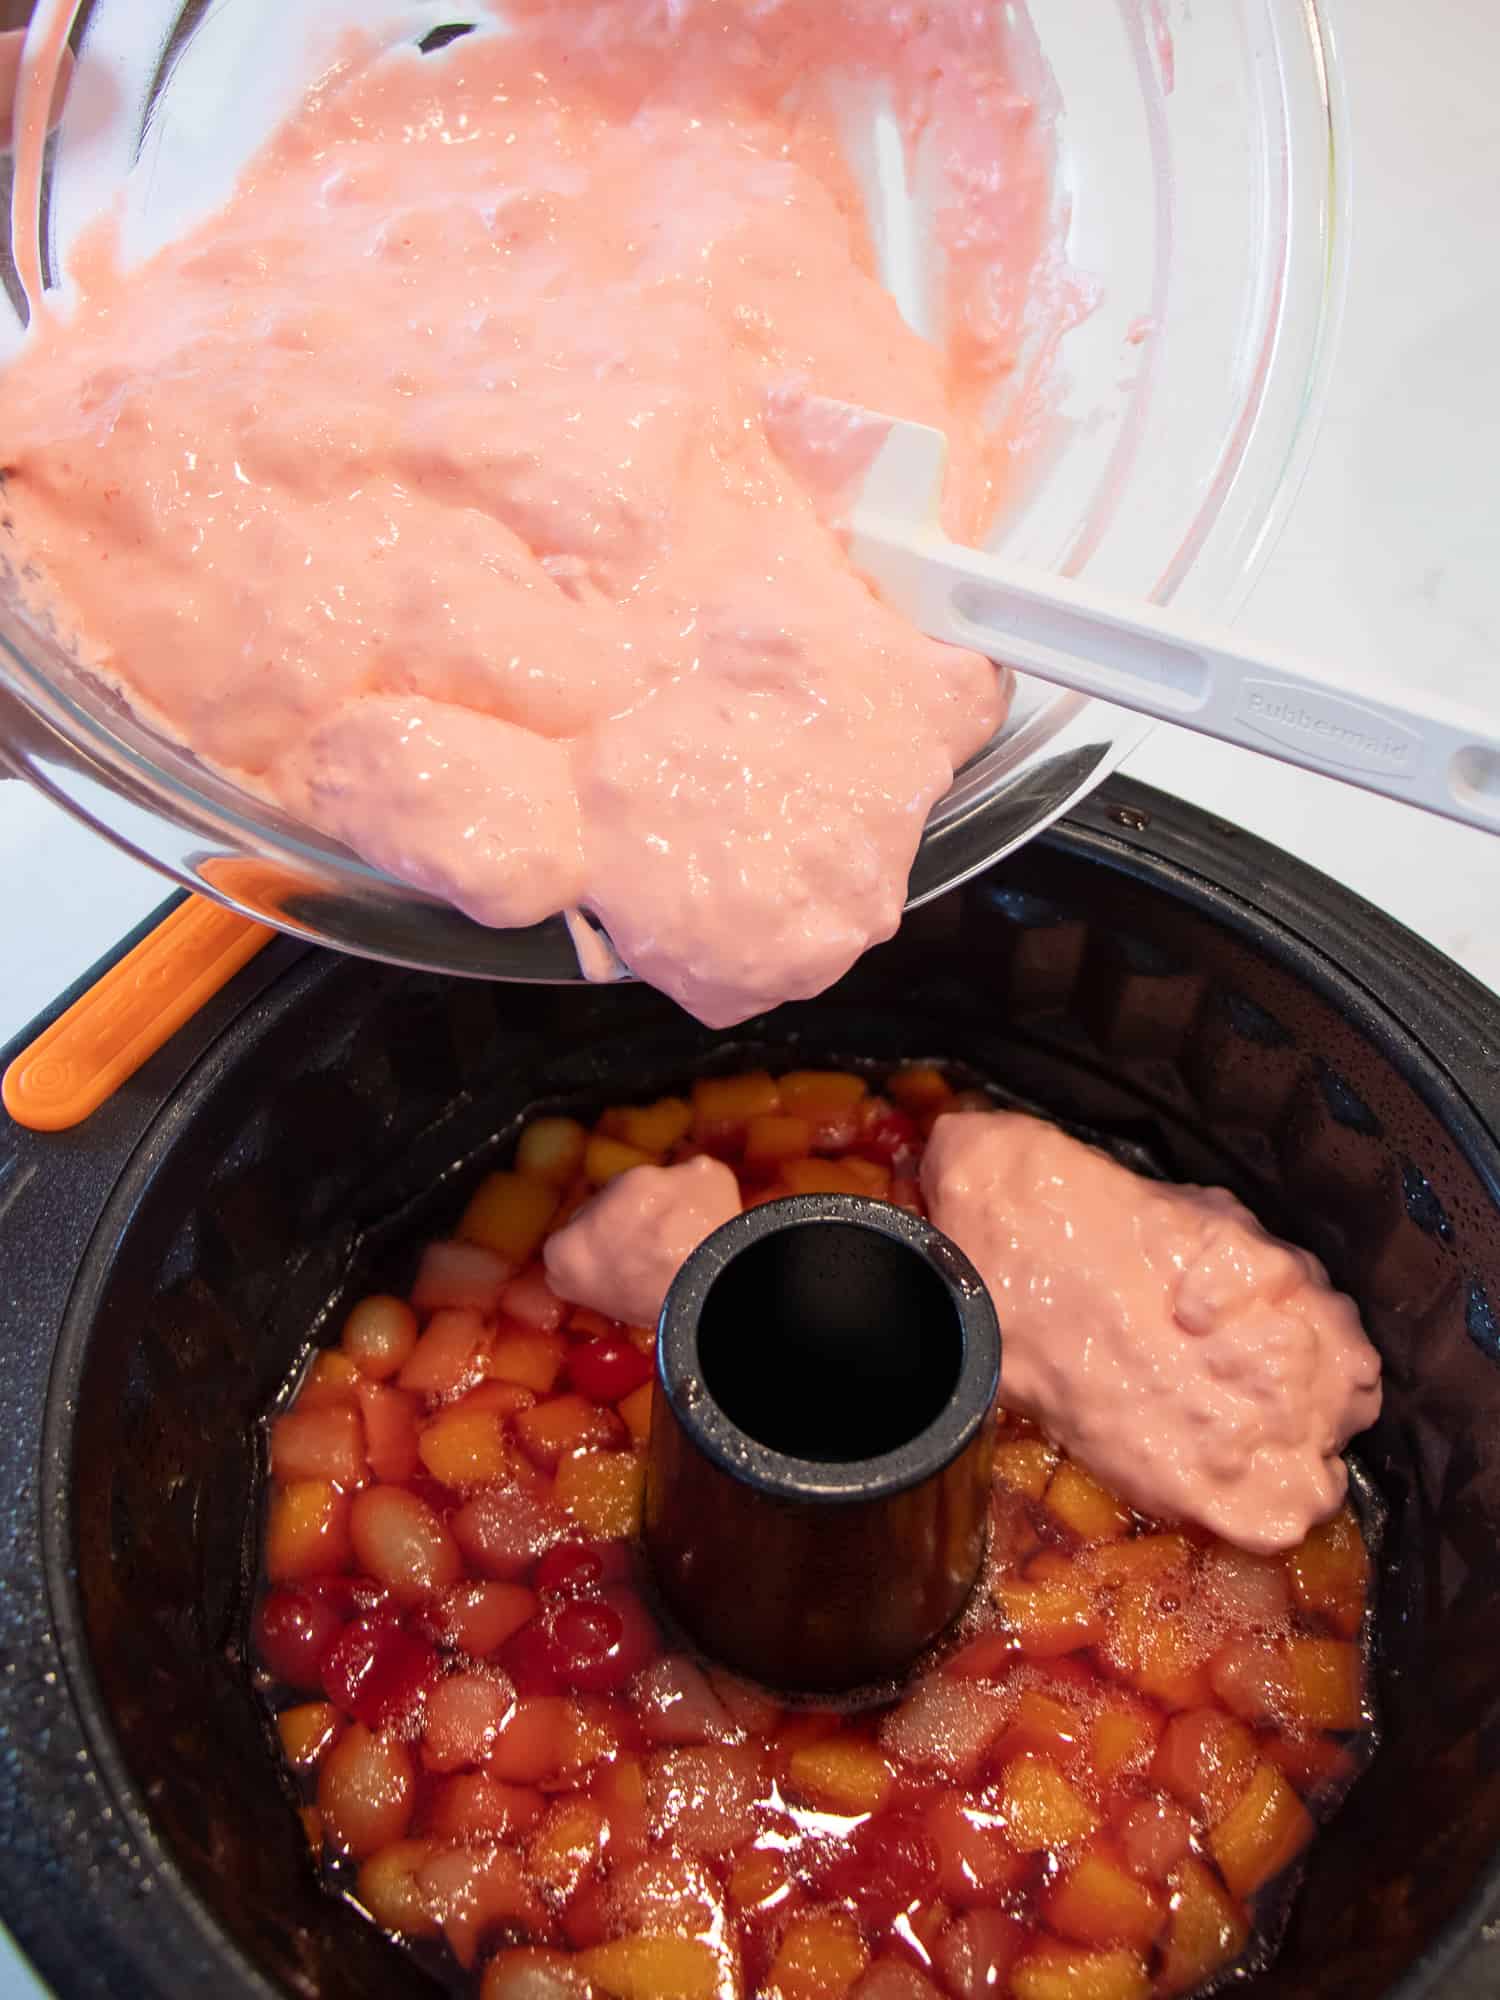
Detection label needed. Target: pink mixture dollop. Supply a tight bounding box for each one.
[0,0,1075,1025]
[544,1155,742,1330]
[922,1112,1383,1554]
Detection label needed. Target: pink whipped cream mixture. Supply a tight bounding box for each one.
[921,1113,1383,1554]
[545,1155,742,1331]
[545,1108,1380,1554]
[0,0,1077,1025]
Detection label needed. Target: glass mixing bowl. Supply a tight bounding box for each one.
[0,0,1347,983]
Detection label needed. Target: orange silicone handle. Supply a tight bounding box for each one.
[2,896,274,1132]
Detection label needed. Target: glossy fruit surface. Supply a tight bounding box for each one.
[253,1066,1375,1997]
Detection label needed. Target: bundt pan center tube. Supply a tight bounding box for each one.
[645,1194,1001,1691]
[1,780,1500,1999]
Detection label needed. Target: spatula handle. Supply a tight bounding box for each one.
[852,524,1500,836]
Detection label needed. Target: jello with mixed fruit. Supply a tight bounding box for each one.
[252,1066,1376,2000]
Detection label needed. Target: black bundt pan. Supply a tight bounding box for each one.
[3,777,1500,2000]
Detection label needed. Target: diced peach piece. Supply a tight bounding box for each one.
[1209,1761,1314,1898]
[887,1065,954,1114]
[515,1395,625,1471]
[266,1479,352,1581]
[349,1486,462,1604]
[526,1798,609,1900]
[880,1675,1014,1781]
[775,1711,838,1759]
[839,1157,892,1199]
[422,1671,514,1772]
[398,1307,493,1399]
[317,1725,415,1858]
[1081,1535,1194,1588]
[924,1793,1028,1905]
[488,1325,566,1394]
[1282,1636,1364,1730]
[574,1934,722,2000]
[419,1843,545,1970]
[600,1096,693,1155]
[418,1406,509,1490]
[278,1701,342,1772]
[692,1071,781,1143]
[767,1909,870,2000]
[999,1688,1084,1766]
[426,1771,544,1843]
[357,1837,439,1937]
[486,1694,575,1782]
[779,1070,868,1119]
[1024,1549,1077,1583]
[354,1378,421,1483]
[1046,1462,1133,1541]
[607,1854,731,1951]
[452,1486,560,1580]
[516,1117,589,1187]
[1159,1857,1250,1996]
[299,1807,323,1850]
[555,1447,645,1540]
[1152,1708,1259,1825]
[1012,1944,1149,2000]
[781,1155,891,1199]
[461,1172,559,1267]
[729,1847,792,1913]
[1046,1849,1167,1952]
[618,1381,654,1444]
[993,1439,1058,1500]
[294,1351,361,1412]
[592,1751,649,1862]
[584,1135,654,1185]
[411,1240,512,1315]
[1107,1585,1217,1709]
[787,1738,894,1815]
[342,1295,419,1380]
[1287,1504,1370,1638]
[499,1265,567,1333]
[942,1628,1022,1680]
[424,1581,537,1656]
[271,1401,367,1487]
[1089,1704,1161,1786]
[743,1113,815,1168]
[999,1755,1100,1852]
[454,1380,537,1421]
[991,1573,1104,1659]
[1209,1636,1293,1723]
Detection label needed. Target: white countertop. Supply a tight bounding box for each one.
[2,0,1497,1992]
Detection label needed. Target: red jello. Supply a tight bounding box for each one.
[252,1064,1377,2000]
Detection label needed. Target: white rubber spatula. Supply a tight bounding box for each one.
[836,406,1500,835]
